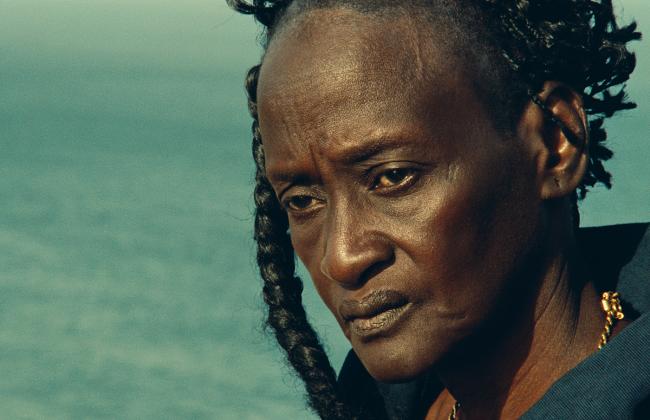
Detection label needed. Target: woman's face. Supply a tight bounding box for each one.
[258,8,544,382]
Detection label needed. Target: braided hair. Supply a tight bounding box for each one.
[245,63,356,419]
[229,1,640,418]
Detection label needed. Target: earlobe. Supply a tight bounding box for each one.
[520,82,589,200]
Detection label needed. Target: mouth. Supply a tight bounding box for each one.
[339,290,411,338]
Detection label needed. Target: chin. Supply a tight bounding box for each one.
[351,331,445,383]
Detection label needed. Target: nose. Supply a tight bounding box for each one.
[319,204,394,288]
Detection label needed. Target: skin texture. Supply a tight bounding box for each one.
[257,7,627,419]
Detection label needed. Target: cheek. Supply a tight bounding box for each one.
[400,151,540,317]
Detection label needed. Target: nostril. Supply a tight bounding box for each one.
[356,255,395,288]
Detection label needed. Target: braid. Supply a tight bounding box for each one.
[246,65,358,419]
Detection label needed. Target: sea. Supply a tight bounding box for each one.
[0,1,648,418]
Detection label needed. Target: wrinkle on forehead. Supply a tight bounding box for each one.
[259,7,451,99]
[257,7,462,149]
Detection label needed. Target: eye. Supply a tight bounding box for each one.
[283,194,319,212]
[373,168,417,190]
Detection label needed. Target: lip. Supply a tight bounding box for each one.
[339,289,411,338]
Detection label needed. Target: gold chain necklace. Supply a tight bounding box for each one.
[447,291,625,420]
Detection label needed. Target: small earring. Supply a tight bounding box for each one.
[554,177,561,187]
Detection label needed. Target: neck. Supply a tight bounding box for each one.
[428,214,606,420]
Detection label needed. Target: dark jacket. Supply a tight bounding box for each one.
[337,223,650,419]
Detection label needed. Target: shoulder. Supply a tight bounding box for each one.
[523,312,650,419]
[578,222,650,313]
[524,222,650,419]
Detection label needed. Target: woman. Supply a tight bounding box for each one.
[228,0,648,418]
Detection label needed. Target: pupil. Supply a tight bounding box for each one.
[292,196,311,209]
[386,169,405,183]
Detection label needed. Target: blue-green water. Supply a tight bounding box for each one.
[0,1,647,418]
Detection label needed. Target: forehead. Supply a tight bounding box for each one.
[258,7,459,106]
[257,7,477,173]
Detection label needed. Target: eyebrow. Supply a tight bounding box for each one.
[331,136,414,165]
[266,135,416,187]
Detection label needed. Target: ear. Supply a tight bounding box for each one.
[516,81,589,200]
